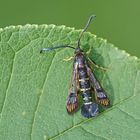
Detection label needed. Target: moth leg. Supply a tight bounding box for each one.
[63,56,74,61]
[88,57,108,71]
[85,48,92,55]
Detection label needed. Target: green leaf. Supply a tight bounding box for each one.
[0,24,140,140]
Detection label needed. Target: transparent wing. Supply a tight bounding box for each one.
[66,62,79,113]
[86,64,110,106]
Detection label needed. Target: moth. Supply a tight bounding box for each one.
[40,15,109,118]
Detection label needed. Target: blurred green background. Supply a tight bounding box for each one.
[0,0,140,57]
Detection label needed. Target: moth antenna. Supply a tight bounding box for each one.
[77,15,96,48]
[40,45,75,53]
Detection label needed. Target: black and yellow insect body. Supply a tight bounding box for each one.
[74,48,99,118]
[40,15,109,118]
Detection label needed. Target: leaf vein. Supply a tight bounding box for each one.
[117,107,140,121]
[80,126,109,140]
[30,52,56,140]
[0,52,15,121]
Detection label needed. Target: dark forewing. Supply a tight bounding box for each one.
[66,62,79,113]
[86,64,109,106]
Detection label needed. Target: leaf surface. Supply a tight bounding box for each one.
[0,25,140,140]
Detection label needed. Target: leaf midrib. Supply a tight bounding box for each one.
[48,94,137,140]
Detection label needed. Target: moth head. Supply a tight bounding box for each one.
[74,47,83,54]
